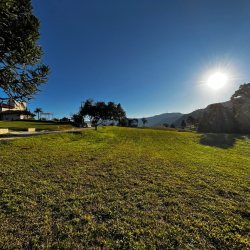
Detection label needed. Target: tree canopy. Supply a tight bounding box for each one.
[0,0,49,101]
[71,113,84,127]
[141,118,148,126]
[79,99,126,129]
[181,120,186,129]
[231,83,250,133]
[34,107,43,120]
[231,83,250,100]
[163,123,169,128]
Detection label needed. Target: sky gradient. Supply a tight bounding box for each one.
[31,0,250,118]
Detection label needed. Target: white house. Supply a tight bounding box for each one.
[0,99,35,121]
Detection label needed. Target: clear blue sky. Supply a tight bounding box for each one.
[30,0,250,118]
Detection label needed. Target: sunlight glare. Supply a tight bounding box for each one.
[207,72,228,90]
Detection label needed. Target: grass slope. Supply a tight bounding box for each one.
[0,127,249,249]
[0,121,75,131]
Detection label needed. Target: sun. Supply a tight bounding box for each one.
[207,72,228,90]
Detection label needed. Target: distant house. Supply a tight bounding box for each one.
[0,99,35,121]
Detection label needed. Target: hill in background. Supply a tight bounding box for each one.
[137,113,182,127]
[173,109,204,127]
[137,83,250,133]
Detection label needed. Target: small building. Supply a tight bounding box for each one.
[0,99,35,121]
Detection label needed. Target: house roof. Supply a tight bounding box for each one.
[0,103,15,109]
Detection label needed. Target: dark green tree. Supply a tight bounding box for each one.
[186,116,196,128]
[116,103,126,123]
[0,0,49,101]
[141,117,148,127]
[181,120,186,129]
[80,99,94,122]
[231,83,250,133]
[34,107,42,120]
[163,123,169,128]
[71,113,84,127]
[128,119,138,127]
[79,100,126,130]
[60,117,70,122]
[107,102,120,121]
[118,117,128,127]
[80,99,99,129]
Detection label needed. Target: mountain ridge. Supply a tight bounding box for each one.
[137,112,183,127]
[137,101,233,127]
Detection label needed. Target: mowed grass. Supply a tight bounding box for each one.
[0,121,75,131]
[0,127,249,249]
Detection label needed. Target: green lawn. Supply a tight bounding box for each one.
[0,120,75,131]
[0,127,249,249]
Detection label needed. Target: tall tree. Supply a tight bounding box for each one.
[71,113,84,127]
[0,0,49,101]
[231,83,250,133]
[107,102,116,120]
[141,117,148,127]
[34,107,42,120]
[116,103,126,124]
[198,103,235,133]
[80,99,95,125]
[181,120,186,129]
[163,123,169,128]
[186,116,196,128]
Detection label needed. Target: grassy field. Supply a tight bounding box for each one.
[0,121,75,131]
[0,127,249,249]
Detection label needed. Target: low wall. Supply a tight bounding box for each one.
[28,128,36,132]
[0,128,9,134]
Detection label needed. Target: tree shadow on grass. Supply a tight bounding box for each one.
[200,133,249,149]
